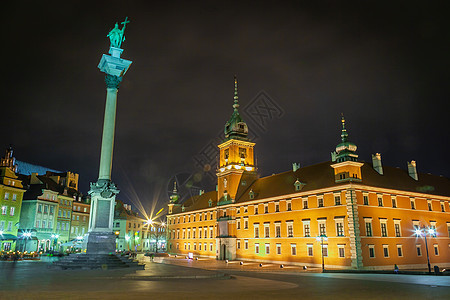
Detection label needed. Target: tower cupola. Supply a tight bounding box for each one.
[224,76,249,141]
[332,115,359,163]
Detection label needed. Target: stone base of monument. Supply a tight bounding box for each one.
[52,253,145,270]
[86,231,116,255]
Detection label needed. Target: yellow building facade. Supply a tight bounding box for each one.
[167,80,450,270]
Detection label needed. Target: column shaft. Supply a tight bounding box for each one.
[98,87,118,180]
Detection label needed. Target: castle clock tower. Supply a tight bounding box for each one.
[217,77,256,203]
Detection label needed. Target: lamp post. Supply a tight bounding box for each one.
[316,234,328,272]
[51,234,59,251]
[22,232,32,252]
[415,226,435,273]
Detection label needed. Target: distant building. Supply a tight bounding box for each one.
[69,195,90,241]
[0,148,26,251]
[17,171,81,252]
[167,79,450,270]
[113,200,166,253]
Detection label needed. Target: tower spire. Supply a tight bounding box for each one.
[233,75,239,111]
[341,113,348,142]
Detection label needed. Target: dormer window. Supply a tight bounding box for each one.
[239,124,245,130]
[239,148,247,159]
[224,149,229,161]
[249,189,255,199]
[294,179,302,191]
[208,199,213,207]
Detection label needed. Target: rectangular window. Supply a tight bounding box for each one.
[410,199,415,209]
[244,218,248,229]
[392,197,397,208]
[184,243,187,250]
[275,203,279,212]
[336,221,344,236]
[254,224,259,238]
[192,229,195,239]
[264,204,268,214]
[193,243,196,250]
[416,244,422,256]
[237,240,241,249]
[397,245,403,257]
[264,224,270,238]
[4,192,9,200]
[265,243,270,254]
[44,205,48,213]
[7,221,12,231]
[378,196,383,207]
[38,204,42,213]
[291,244,297,255]
[209,243,212,251]
[363,194,369,205]
[36,220,40,228]
[369,245,375,258]
[286,201,292,211]
[394,223,401,237]
[334,195,341,205]
[307,244,313,256]
[48,221,52,228]
[428,201,432,211]
[199,242,202,251]
[275,223,281,237]
[304,223,310,237]
[12,194,17,201]
[254,205,258,215]
[176,243,179,250]
[255,243,259,254]
[383,245,389,258]
[237,219,241,230]
[1,206,6,215]
[322,245,328,257]
[244,239,249,250]
[434,244,439,256]
[319,222,326,236]
[381,222,387,237]
[318,197,324,208]
[244,206,248,213]
[210,227,213,238]
[303,198,308,209]
[42,220,46,228]
[441,202,445,212]
[204,228,207,238]
[338,245,345,258]
[276,243,281,255]
[0,221,4,231]
[287,222,293,237]
[9,207,14,216]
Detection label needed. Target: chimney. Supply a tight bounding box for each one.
[372,153,383,175]
[292,163,300,172]
[407,160,418,180]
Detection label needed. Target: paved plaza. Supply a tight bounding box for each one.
[0,256,449,299]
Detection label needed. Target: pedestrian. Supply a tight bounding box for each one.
[394,264,399,274]
[151,253,154,261]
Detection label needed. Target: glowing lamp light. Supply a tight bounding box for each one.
[77,235,83,240]
[0,230,3,235]
[235,165,241,170]
[219,167,225,172]
[125,235,130,241]
[161,222,166,227]
[428,229,435,235]
[227,165,232,170]
[415,229,422,236]
[245,167,253,171]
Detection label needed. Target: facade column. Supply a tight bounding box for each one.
[345,188,363,269]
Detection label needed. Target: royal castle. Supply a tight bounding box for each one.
[166,78,450,269]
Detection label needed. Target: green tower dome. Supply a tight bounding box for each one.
[332,115,359,162]
[224,76,249,141]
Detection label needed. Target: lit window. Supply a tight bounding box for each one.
[244,218,248,229]
[336,220,344,236]
[334,194,341,205]
[276,243,281,255]
[254,224,259,238]
[12,194,17,201]
[275,202,280,212]
[380,221,388,237]
[4,192,9,200]
[244,239,249,250]
[318,220,326,236]
[255,243,259,254]
[318,197,324,208]
[291,244,296,255]
[363,194,369,205]
[322,245,328,257]
[378,196,383,207]
[287,222,294,237]
[394,220,401,237]
[275,223,281,238]
[265,243,270,254]
[303,198,308,209]
[338,245,345,258]
[303,220,310,237]
[9,207,14,216]
[1,206,7,215]
[307,244,313,256]
[286,200,292,211]
[264,224,270,238]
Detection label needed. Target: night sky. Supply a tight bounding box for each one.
[2,1,449,217]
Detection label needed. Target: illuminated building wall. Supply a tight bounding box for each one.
[166,80,450,269]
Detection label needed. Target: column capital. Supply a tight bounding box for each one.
[105,75,122,89]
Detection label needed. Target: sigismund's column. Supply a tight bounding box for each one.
[85,18,132,254]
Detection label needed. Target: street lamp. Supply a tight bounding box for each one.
[316,234,328,272]
[22,232,32,252]
[415,226,435,273]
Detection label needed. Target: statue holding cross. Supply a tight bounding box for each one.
[107,17,130,49]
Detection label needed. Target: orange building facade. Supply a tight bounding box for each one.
[167,79,450,270]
